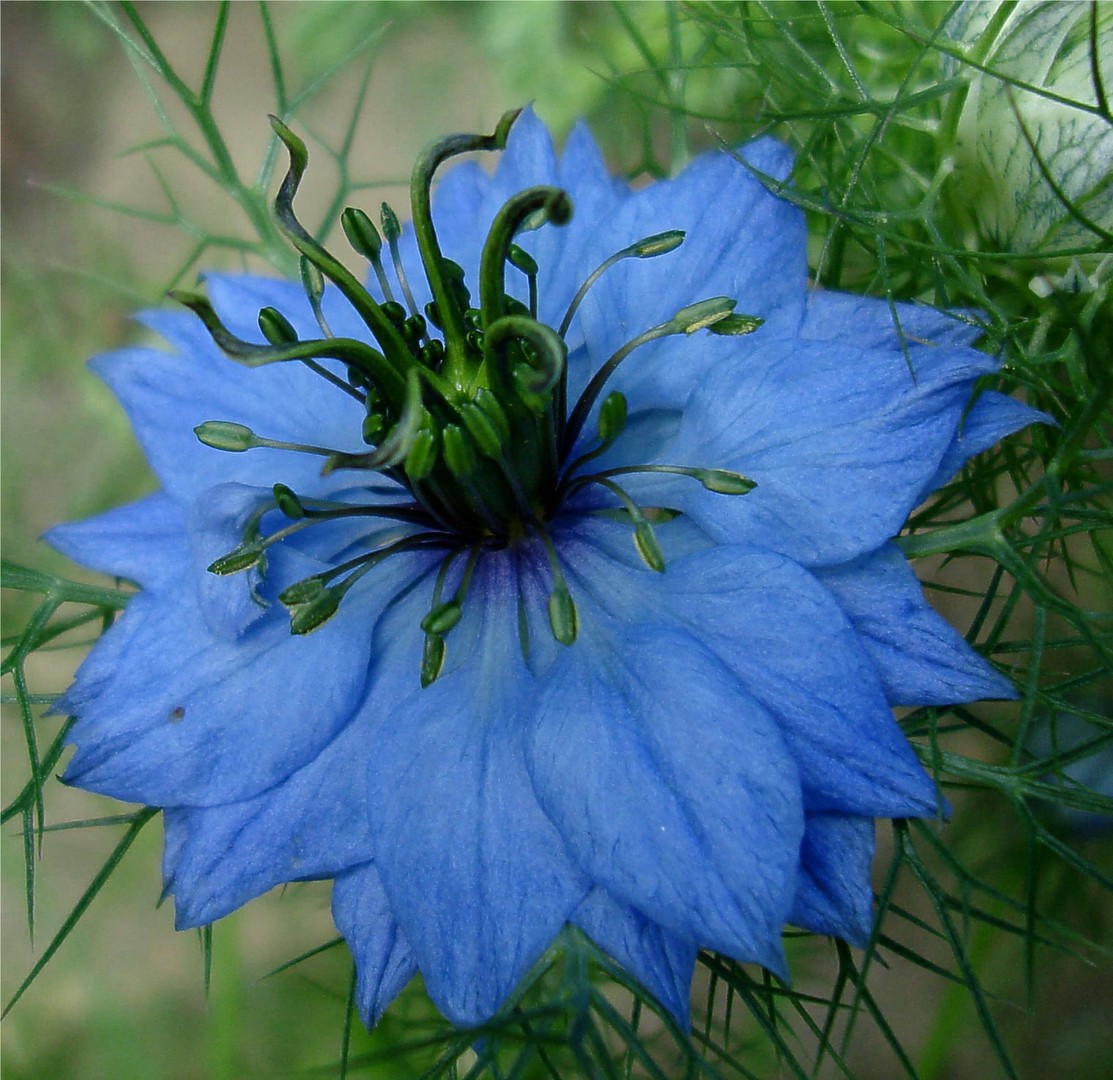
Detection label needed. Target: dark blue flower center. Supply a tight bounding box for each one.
[181,110,762,683]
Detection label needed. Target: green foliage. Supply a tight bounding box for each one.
[2,2,1110,1078]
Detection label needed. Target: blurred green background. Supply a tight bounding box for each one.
[2,3,1110,1078]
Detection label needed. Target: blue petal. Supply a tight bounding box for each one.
[789,814,876,946]
[562,525,942,818]
[799,291,987,348]
[162,714,381,927]
[527,614,802,975]
[576,139,805,411]
[53,590,161,717]
[559,120,628,224]
[573,889,697,1029]
[63,608,362,807]
[816,543,1018,705]
[44,492,188,592]
[922,390,1053,498]
[185,483,272,640]
[365,552,589,1026]
[93,318,364,504]
[203,272,371,345]
[492,105,560,205]
[672,335,1000,566]
[61,549,431,807]
[333,862,417,1028]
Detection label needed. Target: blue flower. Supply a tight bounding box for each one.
[48,109,1041,1030]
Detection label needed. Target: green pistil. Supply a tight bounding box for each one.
[479,187,571,341]
[171,290,407,406]
[410,107,522,382]
[268,118,413,396]
[508,245,539,318]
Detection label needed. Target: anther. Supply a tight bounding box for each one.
[539,529,578,645]
[272,483,305,519]
[259,306,298,346]
[341,206,397,306]
[591,477,665,573]
[193,420,344,460]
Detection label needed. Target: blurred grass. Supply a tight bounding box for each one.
[2,2,1110,1078]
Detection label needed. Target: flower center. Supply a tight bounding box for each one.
[180,110,763,682]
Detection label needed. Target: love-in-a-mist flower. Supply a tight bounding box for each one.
[48,108,1041,1029]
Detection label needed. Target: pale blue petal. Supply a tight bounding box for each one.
[162,716,381,927]
[816,543,1018,705]
[799,291,986,348]
[923,390,1053,497]
[562,525,941,817]
[203,272,371,345]
[53,590,161,717]
[62,550,431,807]
[575,140,804,412]
[672,335,999,566]
[578,138,801,358]
[789,814,875,946]
[63,608,364,807]
[559,120,628,222]
[92,324,364,504]
[333,862,418,1028]
[573,889,697,1029]
[43,492,187,592]
[366,552,589,1026]
[161,547,439,923]
[528,615,802,974]
[185,483,271,640]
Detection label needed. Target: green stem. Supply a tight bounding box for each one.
[120,2,285,264]
[896,510,1007,560]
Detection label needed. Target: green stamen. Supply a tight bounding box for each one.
[558,230,685,338]
[539,528,578,645]
[562,296,738,458]
[590,477,666,573]
[381,202,424,326]
[181,110,762,684]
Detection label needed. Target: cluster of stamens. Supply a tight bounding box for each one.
[181,109,763,684]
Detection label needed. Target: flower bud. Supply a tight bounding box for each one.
[948,1,1113,254]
